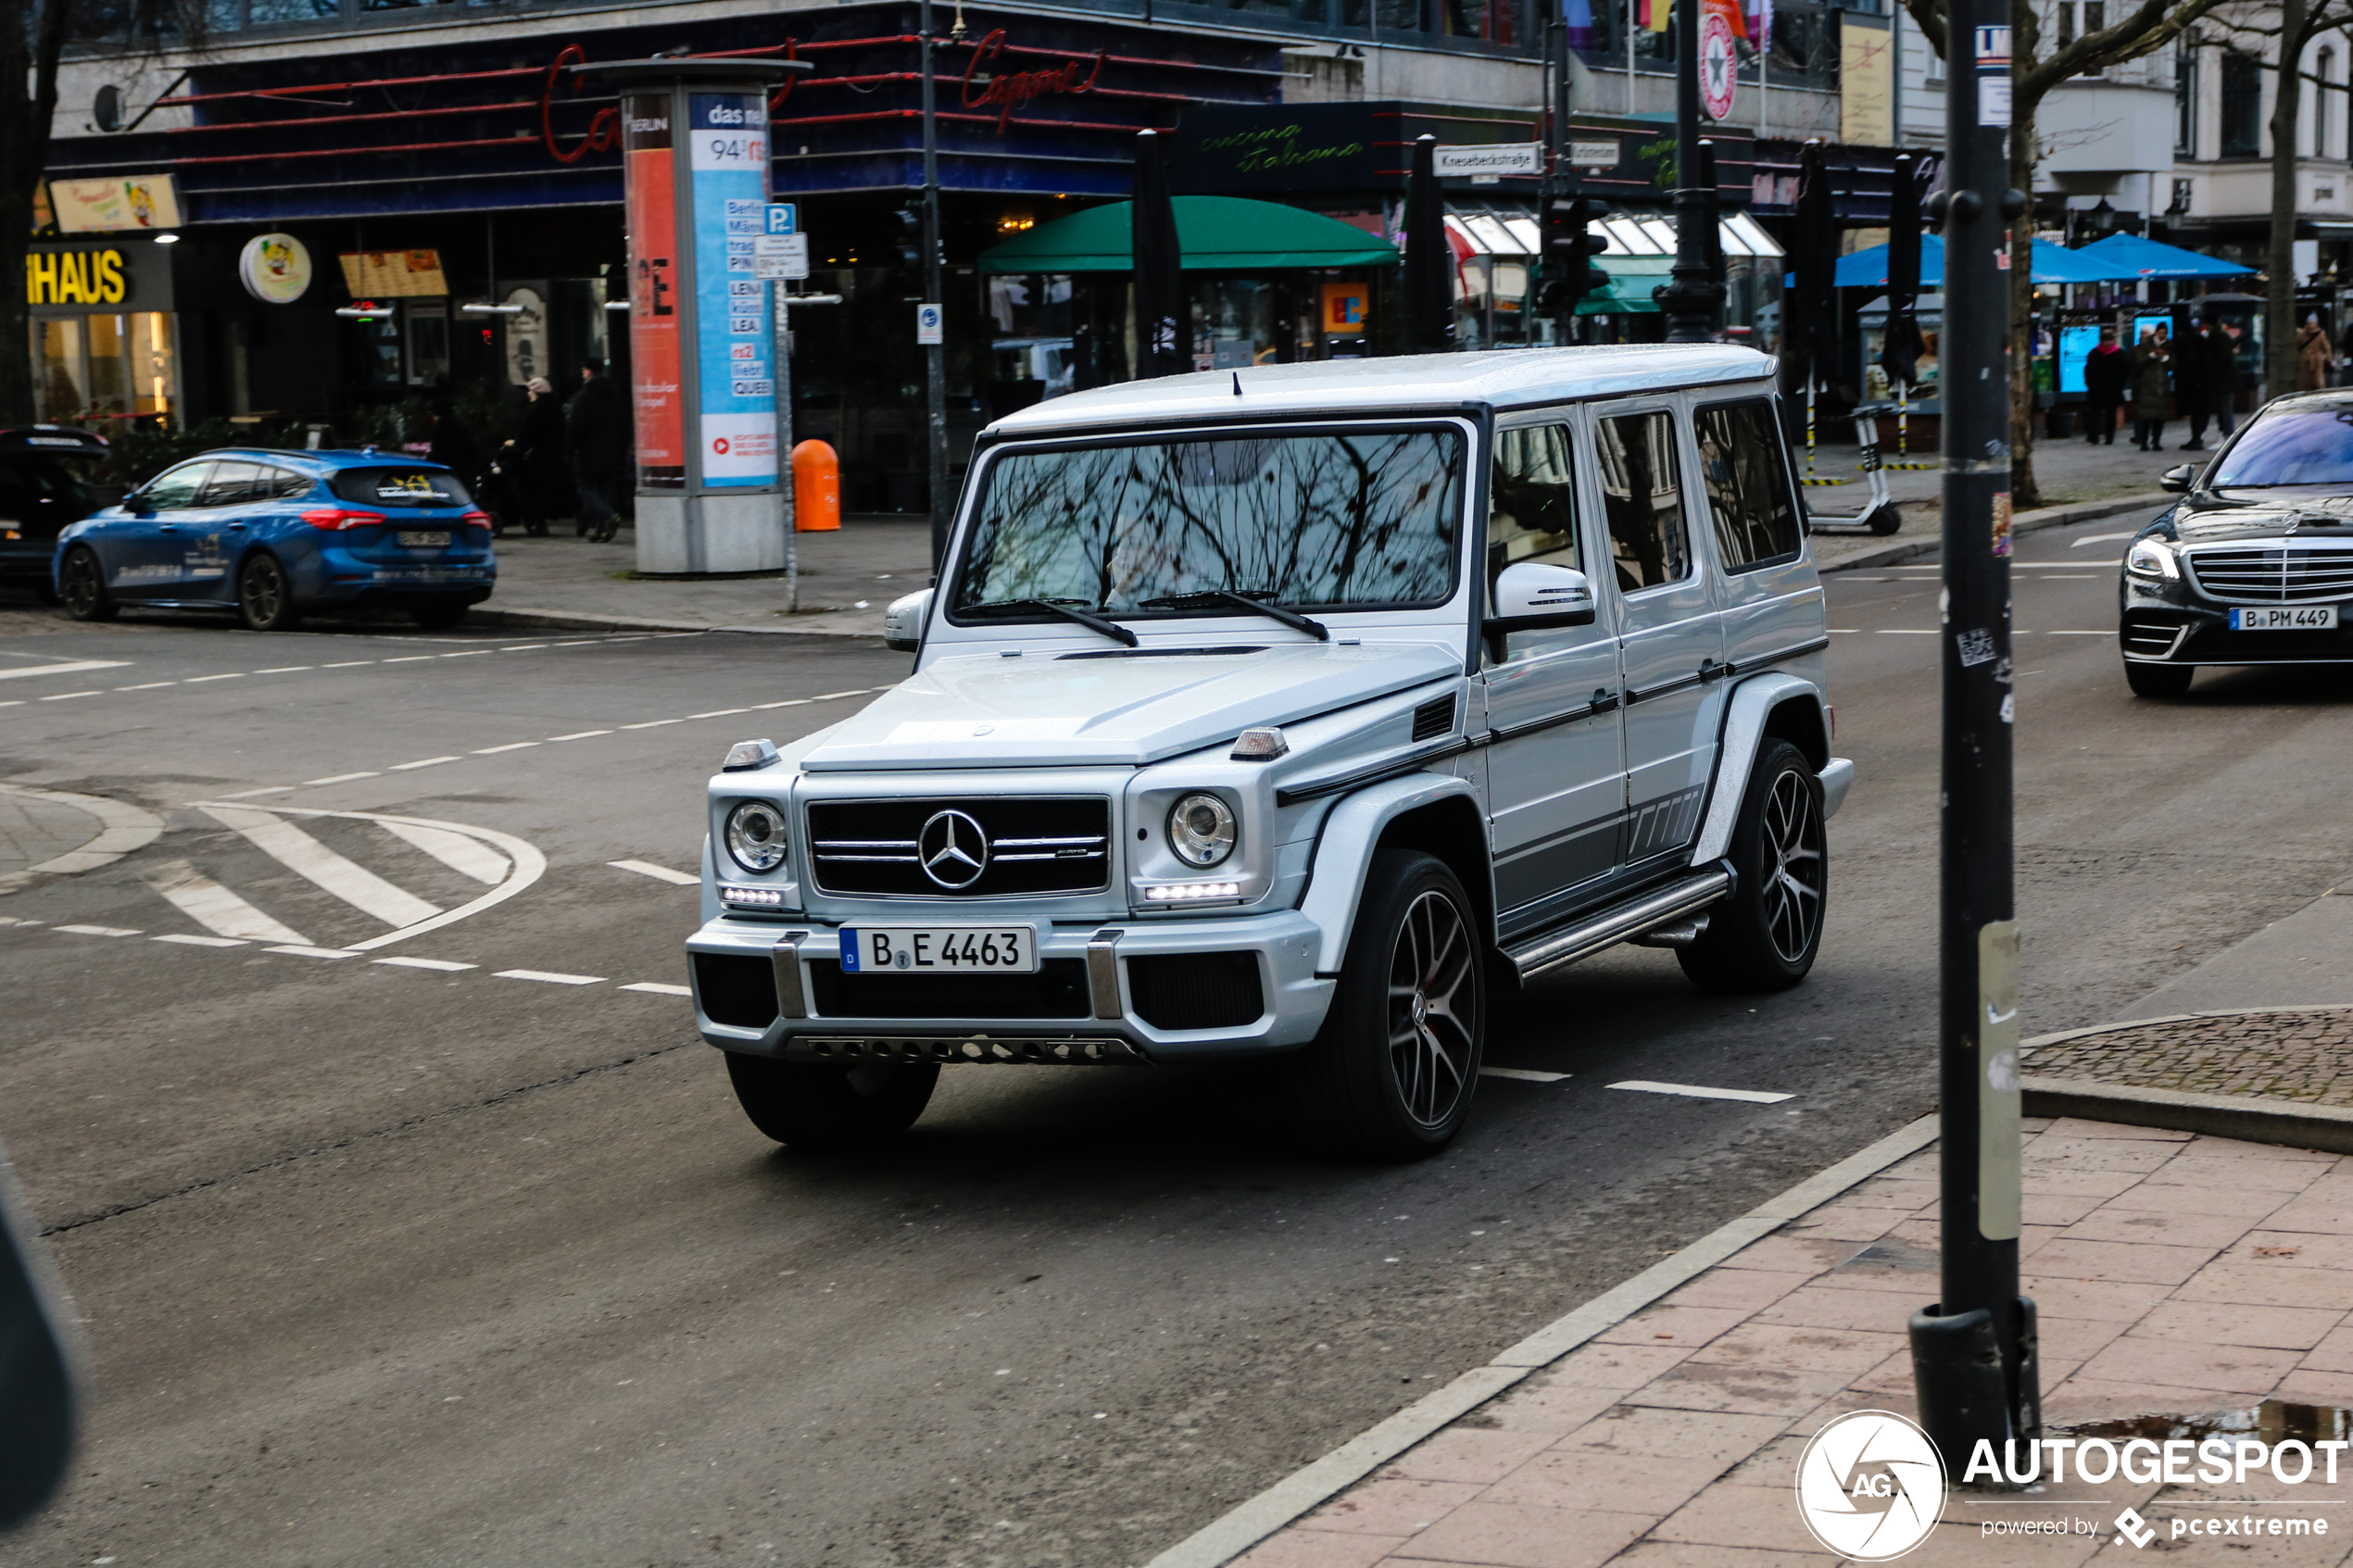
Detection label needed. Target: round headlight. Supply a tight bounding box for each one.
[724,800,788,873]
[1167,793,1237,868]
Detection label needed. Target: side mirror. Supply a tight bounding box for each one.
[2160,464,2196,495]
[1487,561,1596,635]
[883,586,934,653]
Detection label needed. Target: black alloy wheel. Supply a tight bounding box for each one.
[58,547,115,621]
[235,552,302,632]
[2124,660,2194,699]
[1290,849,1485,1160]
[1679,738,1828,993]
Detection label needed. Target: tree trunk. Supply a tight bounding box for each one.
[2009,90,2042,511]
[0,186,35,425]
[2270,0,2308,398]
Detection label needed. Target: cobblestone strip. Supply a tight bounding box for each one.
[2023,1007,2353,1107]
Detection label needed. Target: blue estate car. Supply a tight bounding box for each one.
[55,447,497,631]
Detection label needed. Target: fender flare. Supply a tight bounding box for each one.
[1298,771,1485,975]
[1688,674,1835,866]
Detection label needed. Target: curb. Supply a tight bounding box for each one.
[1818,489,2171,573]
[460,605,887,639]
[2020,1005,2353,1152]
[1138,1113,1942,1568]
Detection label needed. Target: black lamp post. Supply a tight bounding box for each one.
[1656,0,1724,342]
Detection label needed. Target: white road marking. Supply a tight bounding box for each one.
[382,656,435,664]
[1607,1080,1794,1104]
[184,672,245,684]
[496,969,605,985]
[610,859,698,885]
[1827,629,1859,634]
[256,666,313,673]
[302,771,380,786]
[265,944,361,959]
[439,650,491,658]
[547,730,611,741]
[372,956,475,972]
[138,859,311,945]
[41,690,102,700]
[473,742,538,754]
[379,821,509,884]
[321,660,376,668]
[0,784,165,878]
[220,785,297,798]
[620,720,680,729]
[2032,574,2097,580]
[153,933,247,947]
[751,698,808,709]
[115,682,176,691]
[620,982,691,996]
[389,756,461,771]
[499,646,548,651]
[55,923,141,936]
[0,659,130,681]
[200,805,444,928]
[814,689,868,700]
[1875,630,1937,634]
[689,709,750,719]
[2045,630,2109,635]
[1480,1067,1570,1083]
[2070,531,2140,548]
[548,641,598,647]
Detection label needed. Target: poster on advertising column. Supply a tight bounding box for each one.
[623,95,685,489]
[688,92,778,490]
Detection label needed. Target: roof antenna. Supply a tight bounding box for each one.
[1232,371,1242,396]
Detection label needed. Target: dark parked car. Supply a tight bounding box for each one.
[0,425,112,601]
[2123,392,2353,696]
[55,446,497,632]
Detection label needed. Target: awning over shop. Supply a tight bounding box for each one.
[2078,232,2258,280]
[1834,235,2141,287]
[977,195,1400,273]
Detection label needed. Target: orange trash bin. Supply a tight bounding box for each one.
[792,439,840,532]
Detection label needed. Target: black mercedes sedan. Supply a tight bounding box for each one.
[2121,393,2353,697]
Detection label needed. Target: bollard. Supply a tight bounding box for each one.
[792,439,840,532]
[1908,1303,2009,1479]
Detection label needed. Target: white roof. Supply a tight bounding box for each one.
[983,345,1778,436]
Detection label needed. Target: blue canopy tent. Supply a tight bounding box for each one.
[2078,232,2257,280]
[1832,235,2139,288]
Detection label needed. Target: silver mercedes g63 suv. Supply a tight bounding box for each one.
[687,345,1852,1160]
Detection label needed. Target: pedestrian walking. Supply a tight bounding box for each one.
[2298,314,2334,392]
[2131,324,2171,451]
[2203,318,2242,441]
[425,397,482,488]
[2176,318,2211,450]
[568,358,626,544]
[510,376,573,537]
[2082,325,2128,445]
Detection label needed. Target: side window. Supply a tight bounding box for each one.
[200,461,264,508]
[1486,423,1580,608]
[1594,410,1690,592]
[270,468,316,501]
[1695,401,1803,571]
[138,462,212,511]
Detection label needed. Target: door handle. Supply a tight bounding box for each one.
[228,522,247,530]
[1591,688,1620,712]
[1698,659,1727,683]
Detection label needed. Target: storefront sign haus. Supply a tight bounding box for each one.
[23,241,171,313]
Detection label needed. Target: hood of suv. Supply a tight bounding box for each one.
[800,640,1461,770]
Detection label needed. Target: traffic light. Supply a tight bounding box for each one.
[1540,194,1611,316]
[892,205,924,296]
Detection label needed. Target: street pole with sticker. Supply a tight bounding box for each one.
[1908,1,2040,1479]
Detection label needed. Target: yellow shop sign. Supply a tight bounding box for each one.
[24,248,128,307]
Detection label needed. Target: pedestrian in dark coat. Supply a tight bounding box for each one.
[2082,327,2128,445]
[568,358,627,543]
[510,377,573,537]
[2176,320,2212,450]
[2131,326,2171,451]
[2203,320,2242,441]
[426,397,482,487]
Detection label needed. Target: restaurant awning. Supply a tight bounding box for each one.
[2077,232,2259,280]
[1833,235,2142,287]
[977,195,1400,274]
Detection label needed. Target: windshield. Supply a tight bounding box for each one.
[954,426,1464,618]
[2212,408,2353,488]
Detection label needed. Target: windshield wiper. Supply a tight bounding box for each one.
[964,597,1139,647]
[1139,589,1330,642]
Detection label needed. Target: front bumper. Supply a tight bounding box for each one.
[686,909,1333,1064]
[2120,600,2353,664]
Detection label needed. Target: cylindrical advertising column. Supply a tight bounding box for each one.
[595,59,804,574]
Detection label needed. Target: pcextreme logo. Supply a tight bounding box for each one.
[1794,1411,1946,1560]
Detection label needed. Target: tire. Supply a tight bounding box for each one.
[409,598,468,630]
[1290,850,1485,1160]
[234,552,303,632]
[1678,739,1827,994]
[2124,660,2194,698]
[724,1051,938,1150]
[58,547,117,621]
[1867,501,1903,536]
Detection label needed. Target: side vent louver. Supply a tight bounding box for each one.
[1412,695,1457,743]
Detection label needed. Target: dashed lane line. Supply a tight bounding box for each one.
[184,672,245,683]
[496,969,606,985]
[373,956,475,972]
[610,859,699,885]
[301,771,380,785]
[472,742,538,754]
[266,944,362,960]
[1607,1080,1794,1104]
[0,633,694,706]
[41,690,103,700]
[54,923,140,937]
[621,982,691,996]
[389,756,462,771]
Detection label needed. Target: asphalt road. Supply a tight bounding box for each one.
[5,517,2350,1568]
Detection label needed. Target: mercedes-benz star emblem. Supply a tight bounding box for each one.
[918,809,990,889]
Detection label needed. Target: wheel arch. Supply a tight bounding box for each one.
[1297,771,1490,976]
[1690,673,1831,866]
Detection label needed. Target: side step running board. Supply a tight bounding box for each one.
[1502,865,1734,982]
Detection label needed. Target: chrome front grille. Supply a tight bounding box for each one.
[806,797,1111,897]
[2184,546,2353,604]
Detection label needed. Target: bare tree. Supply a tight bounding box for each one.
[1,0,77,423]
[1904,0,2229,508]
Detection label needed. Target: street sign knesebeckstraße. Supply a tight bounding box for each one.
[753,232,810,281]
[1431,144,1542,179]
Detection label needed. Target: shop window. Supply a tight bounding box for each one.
[1594,409,1689,590]
[131,312,175,419]
[2176,53,2197,155]
[36,320,86,419]
[2221,53,2262,157]
[86,313,130,416]
[1694,401,1801,571]
[407,300,450,386]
